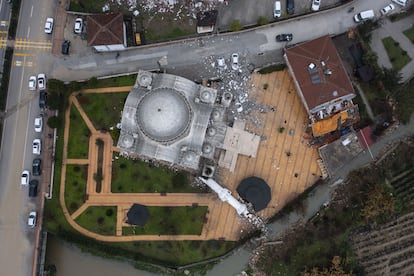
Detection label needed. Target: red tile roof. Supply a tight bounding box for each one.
[357,126,375,149]
[285,35,354,112]
[87,13,124,47]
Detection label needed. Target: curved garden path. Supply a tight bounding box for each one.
[60,87,248,242]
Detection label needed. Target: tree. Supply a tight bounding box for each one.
[382,67,402,93]
[47,116,60,129]
[301,256,354,276]
[361,184,395,220]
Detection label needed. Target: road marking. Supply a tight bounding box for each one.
[0,21,8,27]
[27,26,30,37]
[13,60,36,67]
[14,53,37,57]
[30,6,34,18]
[0,30,7,34]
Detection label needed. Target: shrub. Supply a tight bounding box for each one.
[106,208,114,217]
[263,83,269,90]
[47,116,60,129]
[258,16,268,26]
[230,20,242,32]
[258,64,286,74]
[279,127,285,133]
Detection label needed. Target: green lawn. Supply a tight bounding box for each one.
[67,104,90,159]
[382,36,412,71]
[77,92,128,131]
[111,155,204,193]
[403,26,414,43]
[123,206,207,235]
[69,0,107,13]
[65,165,88,214]
[85,74,137,89]
[75,206,117,236]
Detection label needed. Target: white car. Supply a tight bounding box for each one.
[21,170,30,185]
[217,57,226,68]
[32,139,41,155]
[34,117,43,133]
[44,17,54,34]
[231,53,239,70]
[311,0,320,11]
[37,73,46,90]
[28,211,37,228]
[380,4,395,15]
[28,76,36,91]
[74,18,83,34]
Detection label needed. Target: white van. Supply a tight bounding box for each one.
[274,1,282,18]
[354,10,375,23]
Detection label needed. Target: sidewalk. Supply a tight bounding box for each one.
[371,16,414,82]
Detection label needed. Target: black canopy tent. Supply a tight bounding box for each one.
[126,204,150,226]
[237,176,271,212]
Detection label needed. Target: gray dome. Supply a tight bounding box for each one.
[137,88,192,143]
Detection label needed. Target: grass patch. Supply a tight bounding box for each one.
[67,104,90,159]
[75,206,117,236]
[123,206,207,235]
[69,0,107,13]
[258,64,286,74]
[77,92,128,131]
[403,26,414,43]
[395,78,414,123]
[65,165,88,214]
[86,74,137,89]
[112,156,203,193]
[382,36,412,71]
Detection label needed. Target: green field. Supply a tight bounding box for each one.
[382,36,412,71]
[75,206,117,236]
[67,104,90,159]
[65,165,88,214]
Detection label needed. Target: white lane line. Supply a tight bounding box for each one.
[20,57,29,169]
[30,6,34,18]
[27,26,30,38]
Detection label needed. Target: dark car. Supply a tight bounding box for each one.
[276,33,293,42]
[39,91,47,109]
[286,0,294,15]
[32,158,42,176]
[29,180,38,197]
[61,40,70,55]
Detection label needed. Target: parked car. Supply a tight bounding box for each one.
[286,0,294,15]
[380,4,395,15]
[217,57,226,68]
[28,180,38,197]
[32,159,42,176]
[44,17,54,34]
[32,139,41,155]
[21,170,30,185]
[37,73,46,90]
[392,0,407,7]
[34,117,43,133]
[39,91,47,109]
[311,0,320,11]
[74,18,83,34]
[28,76,36,91]
[276,33,293,42]
[274,1,282,18]
[28,211,37,227]
[61,40,70,55]
[231,53,239,70]
[354,10,375,23]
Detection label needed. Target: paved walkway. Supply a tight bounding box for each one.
[59,88,247,242]
[371,16,414,82]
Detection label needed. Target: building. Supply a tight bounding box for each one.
[284,35,359,138]
[196,10,218,34]
[87,13,126,52]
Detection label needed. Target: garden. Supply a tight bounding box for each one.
[122,206,208,235]
[75,206,117,236]
[67,104,90,159]
[381,36,412,72]
[65,164,88,214]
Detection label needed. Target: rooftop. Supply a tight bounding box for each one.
[87,13,124,47]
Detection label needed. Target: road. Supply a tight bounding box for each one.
[0,0,56,275]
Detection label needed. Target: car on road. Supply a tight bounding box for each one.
[286,0,294,15]
[28,180,38,197]
[27,211,37,227]
[32,139,41,155]
[231,53,239,70]
[28,76,36,91]
[311,0,320,11]
[276,33,293,42]
[274,1,282,18]
[37,73,46,90]
[32,159,42,176]
[34,117,43,133]
[380,4,395,15]
[39,91,47,109]
[21,170,30,185]
[61,40,70,55]
[217,57,226,68]
[354,10,375,23]
[74,18,83,34]
[44,17,54,34]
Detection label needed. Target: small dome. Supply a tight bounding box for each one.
[202,143,213,154]
[201,90,212,102]
[183,151,196,162]
[121,134,134,148]
[211,109,221,121]
[207,127,217,137]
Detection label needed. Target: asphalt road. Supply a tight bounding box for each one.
[0,0,56,275]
